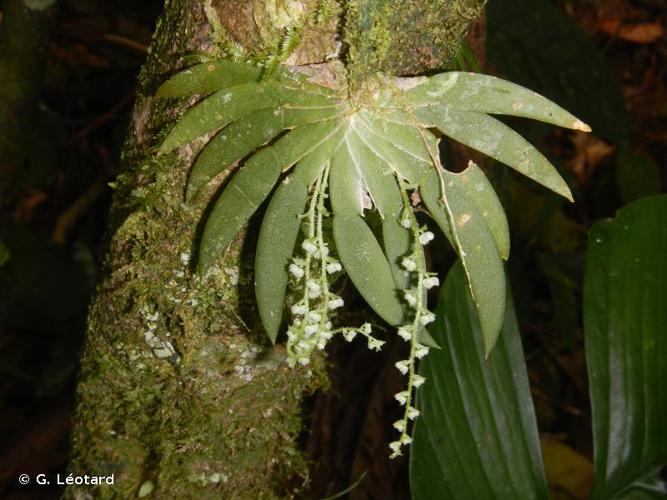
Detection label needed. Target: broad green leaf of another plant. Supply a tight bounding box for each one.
[584,195,667,499]
[410,262,548,499]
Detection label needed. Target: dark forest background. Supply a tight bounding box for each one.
[0,0,665,498]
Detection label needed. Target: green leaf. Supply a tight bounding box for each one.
[346,131,410,290]
[584,195,667,499]
[449,162,510,260]
[254,125,348,341]
[416,105,573,201]
[332,214,405,326]
[410,262,548,500]
[487,0,629,143]
[328,132,367,216]
[352,114,431,184]
[255,177,309,343]
[420,168,506,353]
[186,105,341,200]
[198,119,340,273]
[159,82,336,155]
[615,147,661,204]
[406,72,590,132]
[156,61,261,98]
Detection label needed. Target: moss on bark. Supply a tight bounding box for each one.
[343,0,487,89]
[67,0,484,497]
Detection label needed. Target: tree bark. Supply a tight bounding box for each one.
[67,0,485,498]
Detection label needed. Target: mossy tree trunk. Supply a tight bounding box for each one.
[67,0,485,497]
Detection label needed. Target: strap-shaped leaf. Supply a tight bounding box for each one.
[353,115,430,184]
[419,172,454,246]
[332,214,405,326]
[405,72,590,131]
[346,131,410,290]
[448,162,510,260]
[159,82,337,154]
[328,134,367,216]
[416,105,573,201]
[254,125,347,342]
[255,178,308,343]
[361,111,431,164]
[156,60,261,98]
[410,262,548,500]
[420,168,506,354]
[198,119,340,273]
[186,105,342,201]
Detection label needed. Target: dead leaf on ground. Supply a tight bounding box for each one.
[567,132,615,185]
[541,434,593,500]
[599,17,664,43]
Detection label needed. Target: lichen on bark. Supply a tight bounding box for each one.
[67,0,485,497]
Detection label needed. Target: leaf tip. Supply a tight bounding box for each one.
[572,119,591,133]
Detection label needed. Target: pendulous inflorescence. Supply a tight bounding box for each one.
[156,53,590,457]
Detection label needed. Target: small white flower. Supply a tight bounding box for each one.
[415,345,430,359]
[360,323,372,334]
[289,263,304,279]
[343,330,357,342]
[420,312,436,326]
[419,231,435,245]
[286,330,296,341]
[401,217,412,229]
[395,360,409,375]
[307,311,321,322]
[423,276,440,289]
[400,434,413,445]
[315,245,329,259]
[397,328,412,341]
[394,391,409,405]
[393,420,406,432]
[328,298,344,310]
[298,340,310,350]
[389,441,403,456]
[298,357,311,366]
[402,257,417,271]
[291,304,307,315]
[317,339,327,350]
[320,331,333,341]
[301,239,317,255]
[368,338,385,351]
[413,374,426,387]
[306,280,321,297]
[404,291,417,307]
[304,325,319,336]
[406,406,420,420]
[326,262,342,274]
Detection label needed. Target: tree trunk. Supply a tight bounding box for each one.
[67,0,485,497]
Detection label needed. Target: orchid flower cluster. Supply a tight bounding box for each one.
[388,181,439,458]
[285,165,386,367]
[286,170,440,458]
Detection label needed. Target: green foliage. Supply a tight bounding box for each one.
[585,195,667,499]
[412,195,667,497]
[487,0,629,144]
[157,58,589,456]
[615,147,662,204]
[410,262,548,499]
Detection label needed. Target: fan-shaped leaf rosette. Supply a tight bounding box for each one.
[157,60,589,354]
